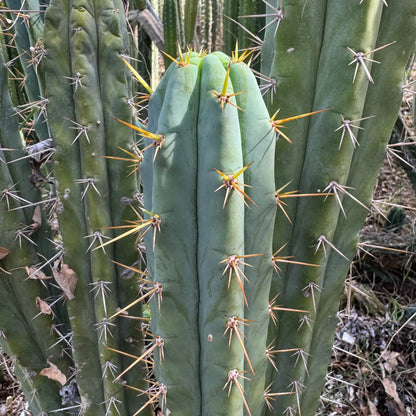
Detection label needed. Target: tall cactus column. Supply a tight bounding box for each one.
[142,50,276,416]
[43,0,146,414]
[261,1,416,416]
[197,53,246,416]
[302,1,416,412]
[229,57,276,416]
[148,52,202,416]
[1,43,71,415]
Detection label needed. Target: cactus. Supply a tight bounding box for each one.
[260,1,416,415]
[140,48,276,416]
[1,45,71,415]
[0,1,415,416]
[1,0,150,414]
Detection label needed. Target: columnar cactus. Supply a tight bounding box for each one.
[42,1,151,414]
[1,0,150,414]
[261,1,416,415]
[139,49,276,416]
[1,47,70,415]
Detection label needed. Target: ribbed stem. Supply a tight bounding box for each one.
[302,3,416,414]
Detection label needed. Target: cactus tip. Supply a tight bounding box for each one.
[211,64,244,111]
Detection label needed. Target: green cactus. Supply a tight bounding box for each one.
[200,0,223,52]
[1,0,150,414]
[260,1,416,415]
[139,48,276,416]
[0,39,71,414]
[4,0,49,139]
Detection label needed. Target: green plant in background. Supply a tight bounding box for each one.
[0,1,415,416]
[261,2,416,414]
[1,0,150,414]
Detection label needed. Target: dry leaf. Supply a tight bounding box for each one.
[52,261,77,300]
[39,362,66,386]
[381,378,406,415]
[0,247,10,260]
[380,350,400,374]
[368,400,381,416]
[35,297,52,315]
[25,265,52,280]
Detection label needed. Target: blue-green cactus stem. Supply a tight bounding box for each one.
[197,53,245,416]
[142,61,176,284]
[147,52,202,416]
